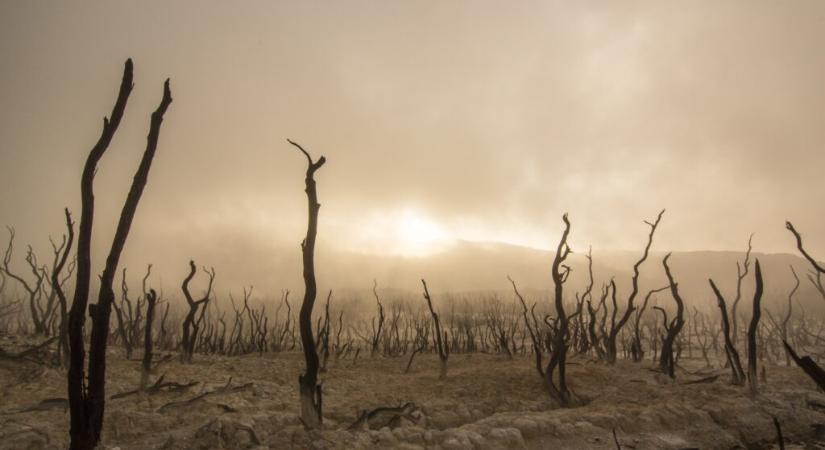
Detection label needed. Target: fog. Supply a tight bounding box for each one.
[1,1,823,293]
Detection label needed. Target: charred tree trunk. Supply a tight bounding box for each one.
[710,285,747,385]
[422,279,449,379]
[141,288,158,389]
[660,254,685,379]
[180,260,215,362]
[747,260,764,394]
[786,221,825,302]
[52,209,75,367]
[67,60,172,450]
[605,210,664,363]
[731,235,753,349]
[545,213,573,406]
[289,139,326,430]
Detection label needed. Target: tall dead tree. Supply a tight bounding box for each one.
[180,260,215,362]
[786,221,825,302]
[747,259,764,394]
[660,253,685,379]
[731,235,754,347]
[67,59,172,450]
[605,210,664,363]
[421,279,449,379]
[288,139,326,430]
[709,278,746,385]
[779,266,799,366]
[51,209,75,366]
[545,213,573,406]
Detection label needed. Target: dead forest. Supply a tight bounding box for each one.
[2,60,825,450]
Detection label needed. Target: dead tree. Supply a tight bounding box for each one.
[113,268,136,359]
[605,210,664,363]
[710,283,747,385]
[180,260,215,362]
[747,259,764,394]
[288,139,326,429]
[140,288,158,388]
[660,253,685,378]
[631,285,668,362]
[421,279,449,379]
[51,209,75,366]
[371,280,385,357]
[786,221,825,302]
[509,275,543,376]
[545,213,573,406]
[731,235,754,348]
[2,228,48,334]
[67,59,172,450]
[783,340,825,391]
[779,266,799,366]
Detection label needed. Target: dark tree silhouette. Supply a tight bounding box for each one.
[746,259,764,394]
[786,221,825,302]
[67,59,172,450]
[545,213,573,406]
[2,228,48,334]
[660,253,685,379]
[180,260,215,362]
[731,235,754,348]
[421,279,449,379]
[288,139,326,429]
[141,287,158,389]
[709,278,746,385]
[51,209,75,366]
[605,209,664,363]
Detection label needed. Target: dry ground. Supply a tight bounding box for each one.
[2,342,825,449]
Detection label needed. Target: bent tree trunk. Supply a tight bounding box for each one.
[289,139,326,430]
[67,59,172,450]
[605,209,664,363]
[709,278,746,385]
[660,253,685,379]
[546,213,572,406]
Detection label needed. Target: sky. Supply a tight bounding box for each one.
[0,1,823,292]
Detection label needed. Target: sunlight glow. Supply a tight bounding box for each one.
[348,208,454,256]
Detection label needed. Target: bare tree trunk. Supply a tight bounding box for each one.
[660,254,685,379]
[52,209,75,367]
[545,214,572,406]
[141,289,158,389]
[180,260,214,362]
[747,260,764,394]
[67,59,172,450]
[731,235,753,349]
[605,210,664,363]
[710,285,747,385]
[288,139,326,430]
[422,279,449,379]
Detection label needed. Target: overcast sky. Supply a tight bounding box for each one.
[1,1,823,289]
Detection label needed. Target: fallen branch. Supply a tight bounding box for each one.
[0,336,59,364]
[348,402,420,431]
[111,373,199,399]
[157,377,253,413]
[681,375,719,385]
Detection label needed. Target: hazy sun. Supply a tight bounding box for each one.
[351,208,453,256]
[394,209,451,251]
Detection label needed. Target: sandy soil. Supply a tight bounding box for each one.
[1,345,824,449]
